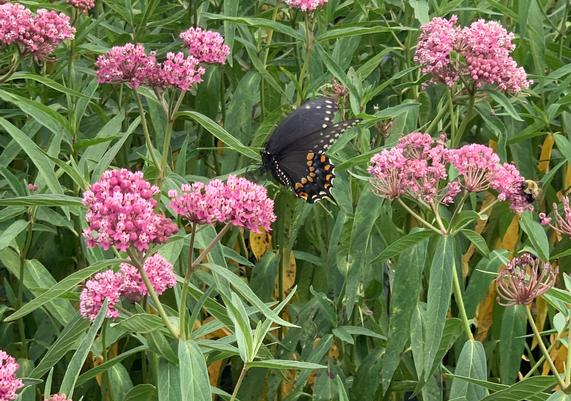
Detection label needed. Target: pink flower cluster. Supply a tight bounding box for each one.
[179,27,230,64]
[368,132,532,212]
[68,0,95,13]
[414,16,531,92]
[80,254,176,320]
[82,169,178,252]
[284,0,328,12]
[45,395,72,401]
[0,350,23,401]
[121,254,176,301]
[169,175,276,232]
[96,44,206,91]
[0,3,75,60]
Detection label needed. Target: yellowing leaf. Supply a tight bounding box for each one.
[274,250,296,299]
[496,215,520,252]
[538,134,554,173]
[475,281,496,342]
[250,228,272,260]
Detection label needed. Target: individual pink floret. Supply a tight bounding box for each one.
[120,254,176,301]
[179,27,230,64]
[80,270,125,320]
[82,169,178,252]
[0,350,23,401]
[284,0,328,12]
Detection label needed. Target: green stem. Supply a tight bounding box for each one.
[100,320,112,401]
[297,13,314,103]
[179,222,197,341]
[134,92,161,170]
[424,99,450,135]
[430,202,448,235]
[397,198,442,235]
[448,192,468,233]
[479,198,499,216]
[559,0,569,59]
[525,305,566,390]
[230,364,248,401]
[17,209,35,357]
[448,88,457,145]
[566,313,571,387]
[452,268,474,340]
[160,91,186,181]
[453,94,476,148]
[127,250,179,338]
[191,223,231,269]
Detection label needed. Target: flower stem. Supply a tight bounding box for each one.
[134,92,161,171]
[448,88,456,145]
[452,267,474,340]
[397,198,442,235]
[297,12,314,103]
[179,222,197,341]
[17,208,35,357]
[230,364,248,401]
[191,223,231,270]
[479,198,499,216]
[525,304,566,390]
[424,99,450,134]
[160,91,186,182]
[0,51,21,84]
[127,249,179,338]
[430,202,448,235]
[453,94,476,148]
[565,313,571,387]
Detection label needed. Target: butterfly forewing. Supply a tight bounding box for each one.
[265,98,338,154]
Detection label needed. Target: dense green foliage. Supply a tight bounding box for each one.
[1,1,571,401]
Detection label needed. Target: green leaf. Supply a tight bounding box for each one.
[175,111,260,161]
[481,375,555,400]
[0,220,28,251]
[372,230,434,263]
[203,13,305,40]
[179,340,212,401]
[460,229,490,256]
[225,291,254,362]
[59,300,108,398]
[247,360,326,370]
[499,305,526,384]
[0,117,63,195]
[553,134,571,163]
[76,346,147,386]
[5,259,124,322]
[488,91,524,121]
[381,236,428,393]
[29,317,90,379]
[423,236,455,382]
[205,263,296,328]
[449,340,488,401]
[546,392,571,401]
[124,385,158,401]
[158,359,182,401]
[6,72,90,98]
[520,212,549,261]
[0,195,83,207]
[115,314,169,334]
[316,25,416,41]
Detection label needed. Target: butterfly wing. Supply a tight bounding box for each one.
[275,150,336,203]
[265,98,338,154]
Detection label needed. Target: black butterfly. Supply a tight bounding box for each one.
[261,98,360,203]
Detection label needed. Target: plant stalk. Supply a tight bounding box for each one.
[397,198,442,235]
[452,268,474,340]
[230,364,248,401]
[179,222,197,340]
[134,92,161,170]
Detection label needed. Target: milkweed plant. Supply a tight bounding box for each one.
[0,1,570,400]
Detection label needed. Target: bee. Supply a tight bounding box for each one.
[521,180,540,203]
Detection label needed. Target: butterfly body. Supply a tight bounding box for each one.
[261,98,359,203]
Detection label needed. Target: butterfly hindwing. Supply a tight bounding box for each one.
[292,152,336,203]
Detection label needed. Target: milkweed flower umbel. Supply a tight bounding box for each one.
[169,176,276,232]
[159,52,205,91]
[79,270,125,320]
[0,350,23,401]
[414,16,531,93]
[0,3,33,46]
[82,169,177,252]
[95,43,159,88]
[179,27,230,64]
[120,254,176,301]
[496,253,557,306]
[284,0,328,11]
[540,196,571,237]
[448,144,499,192]
[68,0,95,13]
